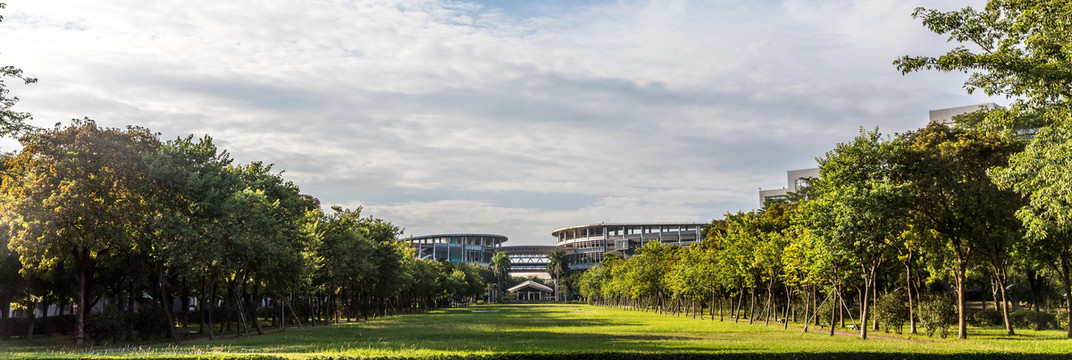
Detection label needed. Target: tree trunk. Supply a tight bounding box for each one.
[993,266,1014,335]
[764,280,774,326]
[181,286,191,327]
[748,289,756,324]
[784,286,791,330]
[955,258,968,340]
[829,289,837,337]
[734,289,744,323]
[906,263,917,334]
[802,287,811,333]
[26,300,36,341]
[207,280,216,340]
[158,266,182,344]
[76,268,86,346]
[1059,255,1072,339]
[860,272,872,340]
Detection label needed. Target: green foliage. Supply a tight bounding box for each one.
[0,2,37,138]
[899,0,1072,337]
[85,306,131,345]
[133,305,171,340]
[971,310,1004,327]
[874,291,909,334]
[0,316,29,338]
[895,0,1072,131]
[1010,310,1058,331]
[919,294,957,338]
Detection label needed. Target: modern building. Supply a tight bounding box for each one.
[499,245,557,279]
[405,233,507,266]
[758,167,819,206]
[929,103,999,125]
[552,222,706,270]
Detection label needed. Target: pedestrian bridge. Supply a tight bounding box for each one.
[499,245,557,274]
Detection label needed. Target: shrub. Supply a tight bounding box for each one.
[918,293,955,338]
[133,305,171,340]
[41,314,76,335]
[1058,312,1068,330]
[971,309,1003,327]
[814,296,835,326]
[1010,310,1057,330]
[0,317,30,338]
[86,305,131,345]
[874,291,908,334]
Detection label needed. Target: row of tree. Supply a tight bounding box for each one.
[0,120,503,346]
[577,121,1070,340]
[578,0,1072,341]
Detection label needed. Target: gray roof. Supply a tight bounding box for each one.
[507,280,553,293]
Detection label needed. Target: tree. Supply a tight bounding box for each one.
[0,3,37,138]
[546,248,568,301]
[800,128,910,339]
[491,251,510,302]
[895,0,1072,133]
[139,135,239,342]
[898,0,1072,338]
[895,122,1023,339]
[2,119,160,346]
[989,112,1072,338]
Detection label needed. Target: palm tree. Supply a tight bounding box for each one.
[546,249,569,302]
[491,251,511,302]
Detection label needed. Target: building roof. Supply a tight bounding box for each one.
[507,280,553,293]
[551,222,707,237]
[499,245,558,255]
[409,233,508,240]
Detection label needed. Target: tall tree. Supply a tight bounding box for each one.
[989,112,1072,338]
[2,119,159,346]
[895,122,1023,339]
[800,128,910,339]
[898,0,1072,339]
[546,248,568,301]
[491,251,510,302]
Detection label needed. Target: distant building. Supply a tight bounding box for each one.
[928,103,999,125]
[759,167,819,206]
[500,245,557,279]
[552,222,705,270]
[405,233,507,266]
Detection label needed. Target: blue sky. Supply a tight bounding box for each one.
[1,0,993,245]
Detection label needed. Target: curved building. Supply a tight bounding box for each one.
[552,223,705,270]
[406,233,507,266]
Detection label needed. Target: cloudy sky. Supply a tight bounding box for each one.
[2,0,994,245]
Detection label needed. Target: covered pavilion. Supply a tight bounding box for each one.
[507,280,553,301]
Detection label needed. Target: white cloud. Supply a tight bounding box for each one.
[2,0,994,244]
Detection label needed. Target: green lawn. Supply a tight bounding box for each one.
[2,303,1071,359]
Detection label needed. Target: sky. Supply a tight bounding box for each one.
[1,0,995,245]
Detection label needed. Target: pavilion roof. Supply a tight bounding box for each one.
[507,280,553,293]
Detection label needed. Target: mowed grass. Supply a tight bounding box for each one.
[2,303,1071,359]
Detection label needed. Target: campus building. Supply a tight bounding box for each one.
[758,167,819,206]
[552,223,706,270]
[405,233,507,266]
[929,103,999,125]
